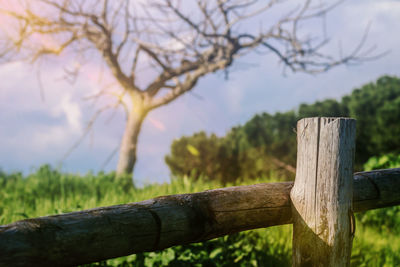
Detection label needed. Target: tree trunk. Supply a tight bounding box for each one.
[116,109,147,176]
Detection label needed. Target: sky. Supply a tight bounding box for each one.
[1,0,400,186]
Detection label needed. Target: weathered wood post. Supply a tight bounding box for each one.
[291,117,356,266]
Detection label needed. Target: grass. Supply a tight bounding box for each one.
[1,165,399,266]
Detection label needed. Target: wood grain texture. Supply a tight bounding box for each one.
[0,182,293,267]
[1,168,399,266]
[290,117,356,266]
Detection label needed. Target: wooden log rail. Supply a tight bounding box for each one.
[0,168,399,267]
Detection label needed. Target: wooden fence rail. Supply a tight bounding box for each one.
[1,117,399,267]
[1,169,399,267]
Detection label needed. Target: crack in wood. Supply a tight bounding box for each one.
[357,173,381,200]
[145,208,162,251]
[314,117,321,236]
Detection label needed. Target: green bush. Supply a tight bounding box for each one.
[363,153,400,171]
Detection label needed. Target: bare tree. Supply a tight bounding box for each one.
[0,0,374,177]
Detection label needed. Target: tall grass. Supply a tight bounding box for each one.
[1,165,399,266]
[0,165,222,224]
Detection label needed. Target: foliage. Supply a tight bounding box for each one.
[364,153,400,171]
[297,98,347,118]
[165,76,400,182]
[351,223,400,267]
[241,112,298,169]
[99,230,291,267]
[1,166,400,266]
[165,113,297,184]
[345,76,400,166]
[165,132,231,183]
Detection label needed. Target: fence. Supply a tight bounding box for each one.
[0,117,399,266]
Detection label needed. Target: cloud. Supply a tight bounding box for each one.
[53,94,83,133]
[332,0,400,40]
[0,61,84,130]
[32,126,73,150]
[350,0,400,25]
[0,60,105,170]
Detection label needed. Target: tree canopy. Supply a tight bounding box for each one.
[166,75,400,183]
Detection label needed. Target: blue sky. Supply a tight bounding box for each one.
[1,0,400,185]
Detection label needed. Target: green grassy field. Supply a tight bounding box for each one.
[1,165,399,266]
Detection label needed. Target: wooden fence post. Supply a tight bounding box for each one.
[290,117,356,266]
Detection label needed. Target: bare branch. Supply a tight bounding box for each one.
[115,1,132,57]
[149,56,233,109]
[140,44,171,72]
[102,0,109,24]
